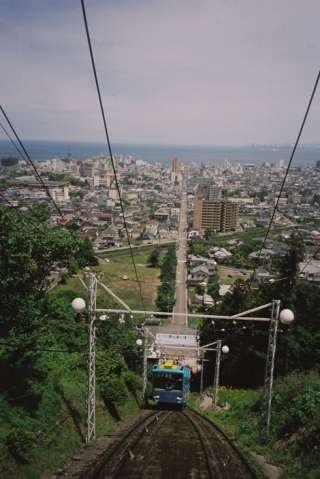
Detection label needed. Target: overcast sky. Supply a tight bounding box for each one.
[0,0,319,145]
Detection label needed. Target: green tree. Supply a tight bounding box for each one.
[190,240,207,256]
[195,284,205,295]
[96,349,128,405]
[200,233,320,386]
[0,204,81,408]
[156,246,177,312]
[207,279,220,302]
[278,232,305,289]
[0,178,8,189]
[77,237,98,268]
[148,248,160,268]
[204,229,216,243]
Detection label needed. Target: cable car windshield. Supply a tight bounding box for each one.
[153,372,183,390]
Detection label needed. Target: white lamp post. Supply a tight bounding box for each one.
[199,340,229,409]
[71,274,97,443]
[213,341,230,409]
[71,297,86,313]
[136,335,147,404]
[200,354,209,394]
[279,309,294,325]
[263,302,294,437]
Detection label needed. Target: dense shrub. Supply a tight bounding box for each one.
[156,245,177,312]
[123,370,142,393]
[5,428,36,464]
[267,371,320,439]
[100,375,128,405]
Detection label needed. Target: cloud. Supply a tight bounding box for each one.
[0,0,319,145]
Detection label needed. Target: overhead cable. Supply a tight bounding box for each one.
[0,119,26,161]
[0,105,63,216]
[249,70,320,288]
[80,0,146,313]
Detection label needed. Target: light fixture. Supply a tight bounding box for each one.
[279,309,294,325]
[71,297,86,312]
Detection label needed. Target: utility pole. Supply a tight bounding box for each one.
[263,299,280,438]
[76,294,293,439]
[199,340,228,407]
[87,273,97,443]
[142,326,148,404]
[213,340,222,409]
[200,353,204,394]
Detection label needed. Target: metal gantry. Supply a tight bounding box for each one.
[263,299,280,438]
[74,273,290,441]
[200,354,209,394]
[199,339,223,408]
[141,327,158,403]
[142,326,148,404]
[213,340,222,409]
[87,273,97,443]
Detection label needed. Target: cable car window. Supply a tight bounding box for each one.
[153,372,183,390]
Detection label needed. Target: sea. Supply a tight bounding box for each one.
[0,139,320,167]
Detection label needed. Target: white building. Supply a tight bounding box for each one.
[50,184,70,203]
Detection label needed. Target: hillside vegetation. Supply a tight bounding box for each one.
[0,205,145,478]
[200,233,320,387]
[192,371,320,479]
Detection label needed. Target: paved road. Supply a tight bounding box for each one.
[172,186,188,326]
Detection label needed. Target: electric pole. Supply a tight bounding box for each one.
[263,299,280,438]
[87,273,97,443]
[142,326,148,404]
[213,340,222,409]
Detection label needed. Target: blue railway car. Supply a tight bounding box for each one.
[151,360,191,407]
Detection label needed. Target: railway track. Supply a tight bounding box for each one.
[97,408,261,479]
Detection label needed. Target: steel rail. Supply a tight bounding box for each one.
[115,411,172,479]
[97,411,168,478]
[182,410,220,479]
[187,407,260,479]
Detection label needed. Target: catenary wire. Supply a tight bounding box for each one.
[80,0,147,314]
[0,119,26,162]
[0,105,63,217]
[249,70,320,288]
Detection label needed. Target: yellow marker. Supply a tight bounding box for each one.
[161,359,178,369]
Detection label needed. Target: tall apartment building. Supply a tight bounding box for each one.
[193,189,238,233]
[171,157,181,174]
[171,157,182,184]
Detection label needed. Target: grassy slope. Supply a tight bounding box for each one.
[96,250,161,310]
[0,249,161,478]
[217,265,252,285]
[189,384,320,479]
[56,248,161,311]
[0,366,140,479]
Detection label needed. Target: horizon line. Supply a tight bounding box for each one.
[1,138,320,149]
